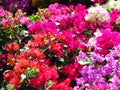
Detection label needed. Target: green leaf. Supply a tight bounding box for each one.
[7,84,14,90]
[25,68,39,79]
[29,16,34,22]
[78,57,91,65]
[48,80,53,87]
[29,15,41,22]
[106,7,111,12]
[44,39,49,43]
[116,17,120,25]
[0,87,6,90]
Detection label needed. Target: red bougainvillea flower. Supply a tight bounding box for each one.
[5,42,20,52]
[61,62,83,79]
[29,65,58,88]
[17,52,28,59]
[8,75,21,89]
[4,70,14,81]
[4,70,21,89]
[56,50,64,57]
[28,48,46,60]
[91,0,105,3]
[50,78,73,90]
[5,43,12,52]
[49,42,63,52]
[30,59,41,69]
[27,33,47,48]
[14,58,30,73]
[27,40,37,47]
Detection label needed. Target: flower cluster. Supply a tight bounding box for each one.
[0,0,29,13]
[75,45,120,90]
[1,1,120,90]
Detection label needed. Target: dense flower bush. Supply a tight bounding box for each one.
[1,0,120,90]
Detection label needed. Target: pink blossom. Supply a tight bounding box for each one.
[20,16,29,25]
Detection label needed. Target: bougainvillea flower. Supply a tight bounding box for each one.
[5,43,13,52]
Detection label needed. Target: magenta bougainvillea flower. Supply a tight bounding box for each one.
[91,0,105,3]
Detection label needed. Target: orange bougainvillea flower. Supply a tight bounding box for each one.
[32,34,46,47]
[60,35,66,41]
[3,23,10,29]
[32,34,46,42]
[12,42,20,51]
[7,53,14,60]
[8,58,16,66]
[7,54,16,66]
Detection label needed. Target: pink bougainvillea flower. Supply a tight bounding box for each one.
[109,9,120,24]
[1,18,10,28]
[28,20,42,34]
[20,16,29,25]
